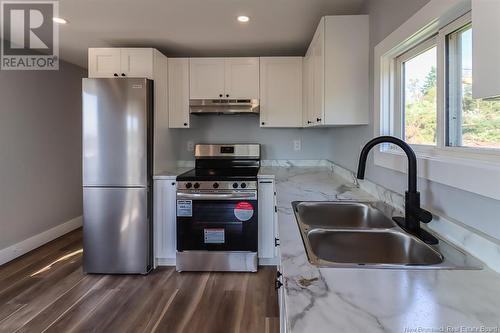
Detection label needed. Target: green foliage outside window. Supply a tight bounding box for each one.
[405,66,437,145]
[461,85,500,148]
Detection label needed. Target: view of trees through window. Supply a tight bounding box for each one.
[403,46,437,145]
[401,26,500,149]
[452,27,500,149]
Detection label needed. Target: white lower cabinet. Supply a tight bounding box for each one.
[258,178,279,264]
[278,263,287,333]
[153,178,177,267]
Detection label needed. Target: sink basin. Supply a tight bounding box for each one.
[293,201,396,229]
[307,229,443,266]
[292,201,482,269]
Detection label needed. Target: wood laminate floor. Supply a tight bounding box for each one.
[0,229,279,333]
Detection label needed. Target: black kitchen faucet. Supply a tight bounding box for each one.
[356,136,438,244]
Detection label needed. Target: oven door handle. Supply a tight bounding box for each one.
[177,191,257,200]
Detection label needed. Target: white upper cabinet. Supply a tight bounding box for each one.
[311,20,325,125]
[120,48,153,78]
[168,58,190,128]
[225,58,260,99]
[303,48,314,127]
[189,58,225,99]
[259,57,302,127]
[88,48,155,79]
[303,15,369,126]
[472,0,500,99]
[88,48,121,78]
[189,57,259,99]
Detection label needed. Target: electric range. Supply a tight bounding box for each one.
[175,144,260,272]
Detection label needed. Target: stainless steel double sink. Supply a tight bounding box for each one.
[292,201,482,269]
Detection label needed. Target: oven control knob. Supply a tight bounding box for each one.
[240,183,247,189]
[232,183,239,189]
[213,182,219,189]
[193,183,200,189]
[185,182,192,189]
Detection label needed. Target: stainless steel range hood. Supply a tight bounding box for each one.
[189,99,259,115]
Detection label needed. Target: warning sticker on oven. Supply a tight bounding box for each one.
[177,200,192,217]
[204,228,225,244]
[234,201,254,221]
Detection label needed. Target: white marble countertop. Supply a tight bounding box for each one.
[263,165,500,333]
[153,167,192,179]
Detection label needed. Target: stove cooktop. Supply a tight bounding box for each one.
[176,167,259,181]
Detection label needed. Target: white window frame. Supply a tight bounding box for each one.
[446,21,467,148]
[374,0,500,201]
[395,36,438,147]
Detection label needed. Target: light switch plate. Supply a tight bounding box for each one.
[293,139,301,151]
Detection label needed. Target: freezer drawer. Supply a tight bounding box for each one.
[83,187,152,274]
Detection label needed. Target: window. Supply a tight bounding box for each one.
[374,6,500,201]
[390,13,500,153]
[397,39,437,146]
[446,25,500,149]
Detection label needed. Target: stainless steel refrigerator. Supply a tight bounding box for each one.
[82,78,153,274]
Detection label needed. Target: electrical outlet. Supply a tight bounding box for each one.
[293,139,301,151]
[187,141,195,152]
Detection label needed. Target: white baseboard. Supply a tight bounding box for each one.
[0,215,83,266]
[156,257,176,266]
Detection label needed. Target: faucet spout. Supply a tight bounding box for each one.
[357,136,417,193]
[356,136,438,245]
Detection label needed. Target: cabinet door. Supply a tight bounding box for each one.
[168,58,190,128]
[279,270,287,333]
[88,48,121,78]
[302,54,309,126]
[260,57,302,127]
[189,58,225,99]
[312,18,325,125]
[303,51,315,127]
[153,180,166,265]
[273,187,279,259]
[153,179,177,265]
[164,180,178,260]
[323,15,369,125]
[120,48,153,78]
[224,58,260,99]
[472,0,500,99]
[258,179,276,259]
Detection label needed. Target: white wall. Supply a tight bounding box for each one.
[328,0,500,241]
[174,114,333,160]
[0,60,86,251]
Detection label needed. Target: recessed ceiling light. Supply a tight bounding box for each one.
[237,15,250,23]
[53,17,67,24]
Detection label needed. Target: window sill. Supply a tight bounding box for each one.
[374,147,500,200]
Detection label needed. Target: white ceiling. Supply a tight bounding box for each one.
[58,0,365,68]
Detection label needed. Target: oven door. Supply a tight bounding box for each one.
[176,191,258,252]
